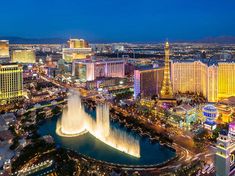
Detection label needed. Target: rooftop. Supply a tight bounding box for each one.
[172,58,235,66]
[73,57,125,64]
[0,63,21,67]
[135,65,163,71]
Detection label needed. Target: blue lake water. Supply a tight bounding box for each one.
[38,115,176,166]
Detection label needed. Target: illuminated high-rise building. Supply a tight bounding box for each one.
[63,38,92,63]
[0,63,23,104]
[171,60,235,102]
[12,49,36,63]
[134,67,164,99]
[208,65,218,102]
[171,61,208,98]
[160,42,174,100]
[68,39,89,48]
[0,40,10,63]
[218,62,235,99]
[72,59,125,81]
[0,40,9,58]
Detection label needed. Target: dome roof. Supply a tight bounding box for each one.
[220,129,228,136]
[203,104,218,119]
[203,104,217,112]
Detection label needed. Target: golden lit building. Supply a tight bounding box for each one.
[218,62,235,99]
[171,60,208,98]
[171,60,235,102]
[12,49,36,63]
[0,63,23,104]
[207,65,218,102]
[216,104,232,123]
[63,38,92,62]
[0,40,10,58]
[68,39,89,48]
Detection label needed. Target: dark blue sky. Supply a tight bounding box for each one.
[0,0,235,42]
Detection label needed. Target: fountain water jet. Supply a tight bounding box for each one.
[56,90,87,137]
[56,91,140,157]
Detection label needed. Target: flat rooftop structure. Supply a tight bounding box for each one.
[135,65,164,71]
[172,58,235,66]
[73,58,125,64]
[0,62,21,66]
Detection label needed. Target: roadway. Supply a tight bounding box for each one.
[38,73,216,174]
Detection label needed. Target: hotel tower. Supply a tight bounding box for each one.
[171,61,235,102]
[0,63,23,104]
[12,49,36,63]
[0,40,10,63]
[63,39,93,63]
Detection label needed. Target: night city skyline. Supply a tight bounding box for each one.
[1,0,235,42]
[1,1,235,176]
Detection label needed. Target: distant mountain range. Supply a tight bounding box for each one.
[0,36,67,44]
[196,36,235,44]
[1,36,235,44]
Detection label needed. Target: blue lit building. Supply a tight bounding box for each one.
[203,104,218,130]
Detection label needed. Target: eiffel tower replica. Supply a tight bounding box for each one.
[159,41,176,104]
